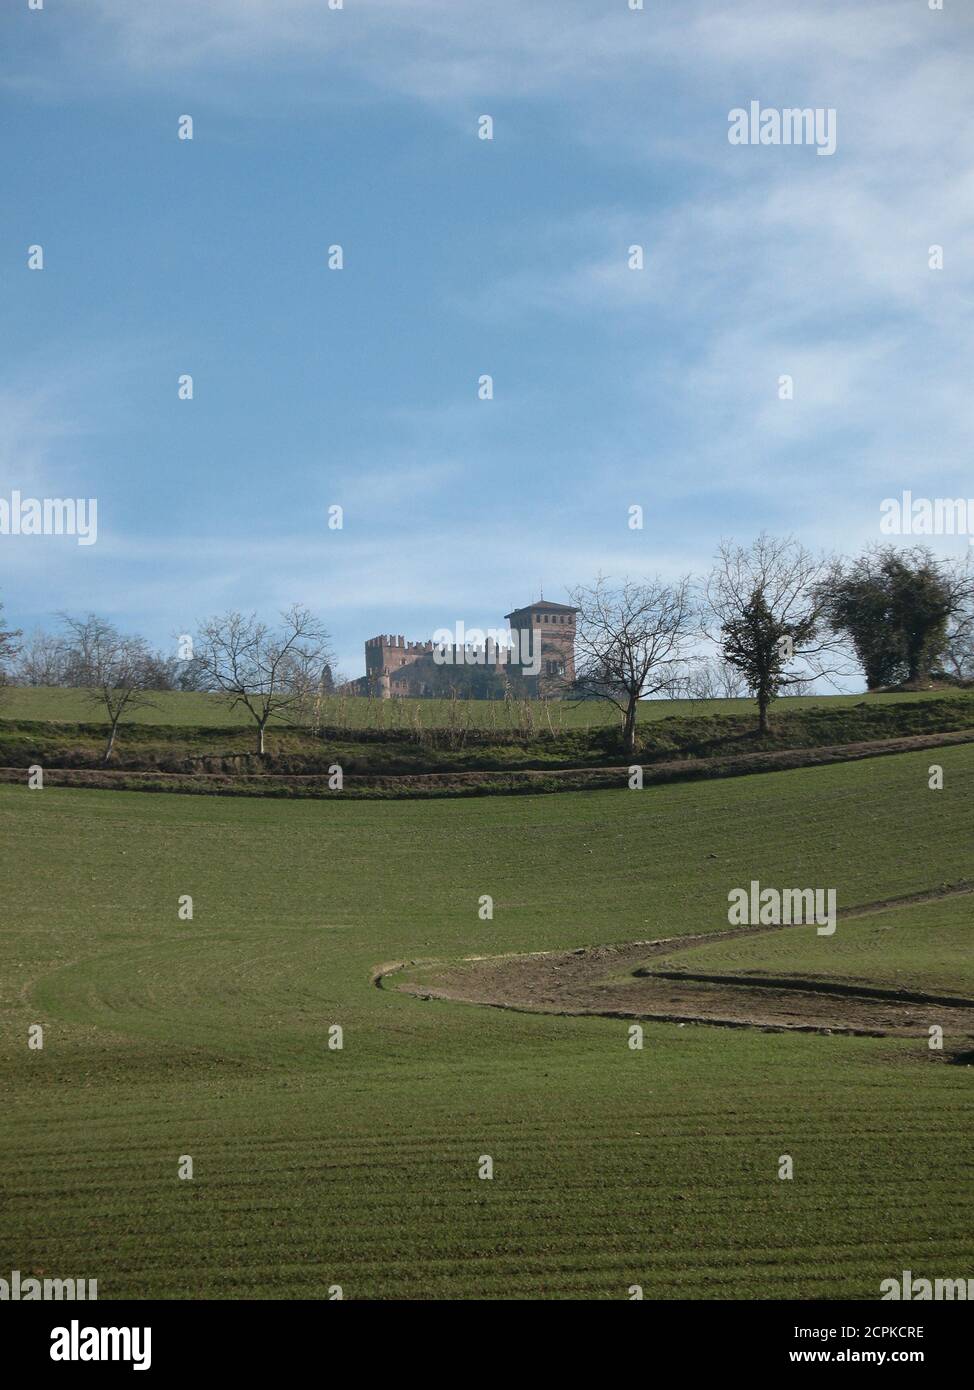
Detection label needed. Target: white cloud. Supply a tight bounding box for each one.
[5,0,972,680]
[25,1,960,105]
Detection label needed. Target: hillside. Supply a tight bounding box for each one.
[2,743,972,1299]
[2,688,973,799]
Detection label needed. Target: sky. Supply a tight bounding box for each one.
[1,0,971,682]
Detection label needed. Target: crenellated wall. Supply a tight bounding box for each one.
[363,602,579,697]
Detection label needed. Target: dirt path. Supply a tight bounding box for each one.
[2,725,974,798]
[376,883,974,1040]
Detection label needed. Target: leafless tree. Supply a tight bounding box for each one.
[11,629,69,687]
[703,534,846,732]
[59,614,157,761]
[568,574,696,753]
[0,600,22,698]
[944,632,974,681]
[686,659,749,702]
[688,658,814,703]
[943,571,974,681]
[194,606,332,755]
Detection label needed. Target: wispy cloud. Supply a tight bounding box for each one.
[17,1,959,104]
[3,0,971,684]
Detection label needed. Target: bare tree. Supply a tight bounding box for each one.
[568,575,696,753]
[194,606,332,755]
[943,570,974,681]
[0,600,22,698]
[686,658,749,702]
[60,614,157,761]
[287,655,341,737]
[11,629,69,686]
[704,534,844,733]
[944,630,974,681]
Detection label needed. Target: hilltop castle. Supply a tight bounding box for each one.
[350,599,579,699]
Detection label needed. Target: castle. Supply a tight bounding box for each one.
[350,600,579,699]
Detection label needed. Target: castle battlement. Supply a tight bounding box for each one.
[365,634,438,652]
[360,600,579,698]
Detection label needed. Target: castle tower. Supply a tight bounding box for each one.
[363,634,436,697]
[504,599,579,694]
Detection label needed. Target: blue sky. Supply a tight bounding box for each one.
[1,0,971,681]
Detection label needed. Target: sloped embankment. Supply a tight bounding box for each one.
[2,725,974,799]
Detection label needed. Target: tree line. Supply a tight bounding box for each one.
[0,537,972,759]
[570,536,972,750]
[0,605,333,761]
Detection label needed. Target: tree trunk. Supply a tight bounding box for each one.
[257,721,266,757]
[758,694,770,734]
[624,699,638,754]
[104,720,118,763]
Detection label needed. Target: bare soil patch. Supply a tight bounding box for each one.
[379,884,974,1040]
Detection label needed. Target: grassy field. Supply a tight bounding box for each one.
[2,690,973,805]
[0,682,960,731]
[649,893,974,998]
[2,742,972,1299]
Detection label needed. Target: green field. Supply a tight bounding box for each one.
[649,894,974,998]
[2,742,972,1299]
[3,689,973,808]
[0,682,958,731]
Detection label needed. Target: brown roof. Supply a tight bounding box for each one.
[505,600,579,619]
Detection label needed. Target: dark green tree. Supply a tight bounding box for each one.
[705,535,840,733]
[823,546,974,688]
[720,589,817,734]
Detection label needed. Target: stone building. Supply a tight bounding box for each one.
[505,600,578,687]
[349,598,579,699]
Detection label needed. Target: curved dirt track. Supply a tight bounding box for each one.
[376,884,974,1040]
[4,724,974,799]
